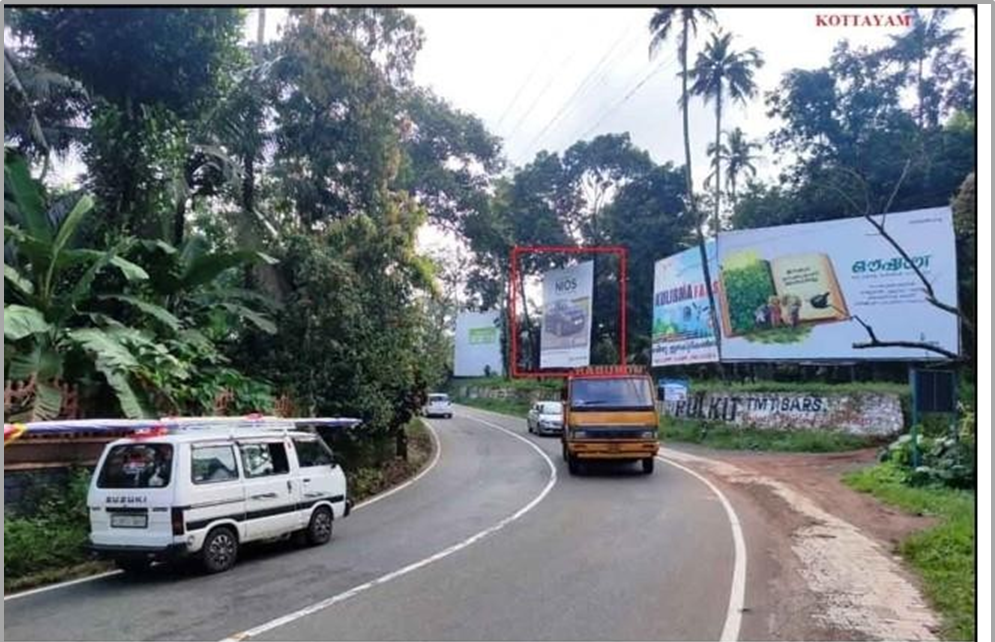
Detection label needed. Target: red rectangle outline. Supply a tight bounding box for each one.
[509,245,627,379]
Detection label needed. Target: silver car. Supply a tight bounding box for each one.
[527,401,564,436]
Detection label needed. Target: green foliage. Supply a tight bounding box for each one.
[663,418,876,452]
[880,432,975,489]
[4,469,92,584]
[843,462,975,641]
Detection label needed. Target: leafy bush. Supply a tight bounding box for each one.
[4,469,92,582]
[880,430,975,489]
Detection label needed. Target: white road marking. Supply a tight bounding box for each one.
[658,449,748,642]
[4,422,443,603]
[353,420,441,511]
[219,411,557,642]
[463,405,748,642]
[3,571,123,602]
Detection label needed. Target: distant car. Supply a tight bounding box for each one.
[544,300,586,337]
[423,393,453,419]
[527,400,564,436]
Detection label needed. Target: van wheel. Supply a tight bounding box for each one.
[642,458,655,474]
[201,526,238,574]
[115,557,152,574]
[307,506,333,546]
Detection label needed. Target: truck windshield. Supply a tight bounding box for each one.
[570,378,655,411]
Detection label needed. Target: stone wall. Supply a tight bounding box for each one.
[661,391,904,437]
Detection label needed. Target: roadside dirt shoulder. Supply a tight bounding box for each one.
[664,445,941,641]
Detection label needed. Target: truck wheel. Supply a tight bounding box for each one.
[201,526,238,574]
[307,506,334,546]
[641,458,655,475]
[567,454,580,476]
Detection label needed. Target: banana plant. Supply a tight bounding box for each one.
[4,149,160,419]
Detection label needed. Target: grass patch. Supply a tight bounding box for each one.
[663,418,879,452]
[453,396,531,418]
[843,462,975,641]
[345,419,435,504]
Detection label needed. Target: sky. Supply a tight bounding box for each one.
[244,7,975,257]
[26,7,976,259]
[251,7,975,177]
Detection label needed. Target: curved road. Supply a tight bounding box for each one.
[4,406,753,641]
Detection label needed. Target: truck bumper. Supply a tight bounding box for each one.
[568,441,659,459]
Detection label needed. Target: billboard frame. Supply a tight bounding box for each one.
[509,245,627,379]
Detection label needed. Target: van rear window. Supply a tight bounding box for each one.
[97,444,174,488]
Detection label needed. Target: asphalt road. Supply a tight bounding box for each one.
[4,406,745,641]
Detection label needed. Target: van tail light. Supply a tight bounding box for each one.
[171,507,185,535]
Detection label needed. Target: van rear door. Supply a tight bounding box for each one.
[89,441,176,549]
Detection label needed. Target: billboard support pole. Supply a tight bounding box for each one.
[909,365,920,469]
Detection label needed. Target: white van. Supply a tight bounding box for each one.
[87,417,351,574]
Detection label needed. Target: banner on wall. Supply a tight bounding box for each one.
[540,260,595,369]
[453,310,504,377]
[651,240,720,366]
[716,207,958,361]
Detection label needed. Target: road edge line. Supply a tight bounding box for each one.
[218,411,557,642]
[657,451,747,642]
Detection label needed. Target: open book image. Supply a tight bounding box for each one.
[719,250,849,338]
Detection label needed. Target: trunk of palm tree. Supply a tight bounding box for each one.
[681,21,724,367]
[518,269,537,370]
[257,8,266,45]
[713,85,723,236]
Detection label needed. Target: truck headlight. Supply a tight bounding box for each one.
[572,430,587,439]
[641,430,658,439]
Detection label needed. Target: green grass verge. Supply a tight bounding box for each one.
[662,418,880,452]
[690,379,909,396]
[843,462,975,641]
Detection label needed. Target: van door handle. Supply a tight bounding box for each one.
[250,492,278,500]
[302,478,312,483]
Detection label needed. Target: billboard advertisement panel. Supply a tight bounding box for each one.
[453,310,504,377]
[540,260,595,369]
[651,240,721,366]
[716,207,958,361]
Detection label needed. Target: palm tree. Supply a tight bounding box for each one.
[724,127,760,207]
[888,8,960,129]
[648,7,720,351]
[691,31,763,237]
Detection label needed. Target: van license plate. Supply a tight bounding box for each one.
[111,514,148,528]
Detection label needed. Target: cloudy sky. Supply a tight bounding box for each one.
[253,7,975,178]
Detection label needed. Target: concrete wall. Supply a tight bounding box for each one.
[661,391,904,437]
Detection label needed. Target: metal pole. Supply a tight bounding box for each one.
[909,366,920,468]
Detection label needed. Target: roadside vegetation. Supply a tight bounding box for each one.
[662,418,880,452]
[844,462,975,641]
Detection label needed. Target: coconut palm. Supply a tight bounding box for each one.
[724,127,760,207]
[648,7,720,351]
[691,31,763,236]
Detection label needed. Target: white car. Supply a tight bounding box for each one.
[423,393,453,419]
[527,400,564,436]
[87,417,350,574]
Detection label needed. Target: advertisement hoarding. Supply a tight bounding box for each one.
[716,207,958,361]
[651,240,720,366]
[540,260,595,369]
[453,310,504,377]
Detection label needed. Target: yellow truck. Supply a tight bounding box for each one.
[560,365,660,475]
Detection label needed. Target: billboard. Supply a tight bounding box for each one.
[540,260,594,369]
[716,207,958,361]
[651,240,720,366]
[453,310,504,377]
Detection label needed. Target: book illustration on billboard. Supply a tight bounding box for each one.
[542,298,590,348]
[719,250,849,343]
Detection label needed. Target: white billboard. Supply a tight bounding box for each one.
[453,310,504,377]
[651,241,721,366]
[540,260,595,369]
[716,207,959,361]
